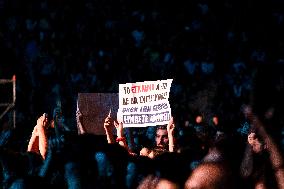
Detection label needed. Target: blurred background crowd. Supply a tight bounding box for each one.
[1,0,284,149]
[1,0,284,188]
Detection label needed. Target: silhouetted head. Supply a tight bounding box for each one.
[185,162,234,189]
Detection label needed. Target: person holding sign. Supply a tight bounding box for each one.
[140,117,176,158]
[104,110,130,152]
[103,112,176,158]
[113,79,176,158]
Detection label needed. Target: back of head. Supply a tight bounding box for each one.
[185,162,235,189]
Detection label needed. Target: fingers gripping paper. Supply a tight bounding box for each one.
[118,79,173,127]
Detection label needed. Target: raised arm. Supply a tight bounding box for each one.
[37,114,49,160]
[167,116,176,152]
[76,110,86,135]
[27,114,48,159]
[27,125,39,152]
[103,115,115,143]
[245,107,284,189]
[252,118,284,189]
[114,121,128,149]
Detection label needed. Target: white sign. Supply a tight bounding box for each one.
[117,79,173,127]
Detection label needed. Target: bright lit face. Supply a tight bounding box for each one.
[196,116,203,124]
[155,128,169,148]
[212,116,218,126]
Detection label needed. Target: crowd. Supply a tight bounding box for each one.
[1,102,284,188]
[0,0,283,130]
[1,0,284,188]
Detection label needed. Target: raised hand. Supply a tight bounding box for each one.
[247,132,257,145]
[27,113,49,159]
[76,110,83,123]
[104,115,114,131]
[243,105,284,188]
[247,132,265,153]
[37,113,49,129]
[114,120,124,138]
[76,110,85,134]
[167,116,175,137]
[167,116,176,152]
[103,114,115,143]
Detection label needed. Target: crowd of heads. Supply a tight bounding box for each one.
[1,0,284,188]
[0,0,283,131]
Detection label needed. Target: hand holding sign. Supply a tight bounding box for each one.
[167,116,175,137]
[167,116,176,152]
[103,115,114,131]
[114,120,124,138]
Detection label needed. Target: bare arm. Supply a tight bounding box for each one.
[104,116,115,143]
[76,110,86,135]
[27,126,39,152]
[167,117,176,152]
[27,114,48,159]
[114,121,128,149]
[37,115,48,160]
[252,117,284,189]
[245,107,284,189]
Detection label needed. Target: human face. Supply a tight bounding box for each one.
[212,116,218,126]
[155,128,169,148]
[195,116,203,124]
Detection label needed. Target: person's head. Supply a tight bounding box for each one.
[156,179,179,189]
[195,115,203,124]
[155,125,169,149]
[212,116,218,126]
[248,132,266,153]
[185,162,234,189]
[137,175,179,189]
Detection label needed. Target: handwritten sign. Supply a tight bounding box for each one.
[118,79,173,127]
[78,93,119,135]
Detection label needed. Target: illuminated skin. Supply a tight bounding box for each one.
[185,163,230,189]
[137,175,178,189]
[248,132,265,153]
[195,116,203,124]
[141,119,175,158]
[212,116,218,126]
[140,147,150,156]
[104,115,176,158]
[27,114,49,159]
[155,128,169,148]
[156,179,179,189]
[140,124,174,158]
